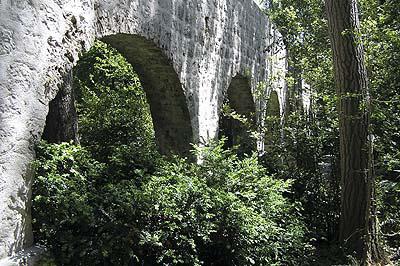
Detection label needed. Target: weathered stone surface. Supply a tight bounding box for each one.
[0,0,286,260]
[0,246,45,266]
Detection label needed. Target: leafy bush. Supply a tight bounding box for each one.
[33,141,311,265]
[260,111,340,244]
[33,142,146,265]
[32,142,104,264]
[377,152,400,254]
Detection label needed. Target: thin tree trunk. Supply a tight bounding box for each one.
[324,0,383,264]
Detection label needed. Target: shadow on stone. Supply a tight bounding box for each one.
[102,34,193,157]
[219,75,256,155]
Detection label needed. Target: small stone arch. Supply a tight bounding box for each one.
[266,90,280,118]
[263,90,281,154]
[218,75,256,154]
[43,34,193,157]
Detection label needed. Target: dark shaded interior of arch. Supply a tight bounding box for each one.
[101,34,193,157]
[266,91,280,117]
[42,72,79,144]
[219,75,256,155]
[264,90,281,151]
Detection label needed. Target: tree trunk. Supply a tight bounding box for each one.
[324,0,383,264]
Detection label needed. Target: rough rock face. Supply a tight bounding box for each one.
[0,246,45,266]
[0,0,286,260]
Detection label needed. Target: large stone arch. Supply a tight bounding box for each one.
[219,75,256,154]
[102,34,192,156]
[42,34,193,157]
[0,0,286,260]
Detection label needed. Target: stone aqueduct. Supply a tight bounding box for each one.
[0,0,286,260]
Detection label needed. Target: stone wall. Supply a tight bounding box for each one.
[0,0,285,260]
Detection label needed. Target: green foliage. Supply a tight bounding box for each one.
[261,2,342,262]
[74,41,159,180]
[138,141,311,265]
[219,103,257,156]
[32,142,105,265]
[379,178,400,249]
[33,141,311,265]
[36,256,57,266]
[265,0,400,261]
[33,141,154,265]
[33,41,162,265]
[359,0,400,253]
[261,111,340,245]
[258,0,341,237]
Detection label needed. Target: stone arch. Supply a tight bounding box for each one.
[263,90,281,155]
[102,34,193,157]
[266,90,280,118]
[43,34,193,157]
[218,75,256,154]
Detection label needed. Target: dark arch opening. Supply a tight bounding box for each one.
[102,34,192,157]
[263,90,281,157]
[43,34,193,157]
[266,90,280,118]
[42,71,79,144]
[218,75,256,155]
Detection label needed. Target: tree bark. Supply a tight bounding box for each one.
[324,0,383,264]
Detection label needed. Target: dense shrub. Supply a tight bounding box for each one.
[32,142,104,265]
[32,141,311,265]
[137,142,311,265]
[33,142,145,265]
